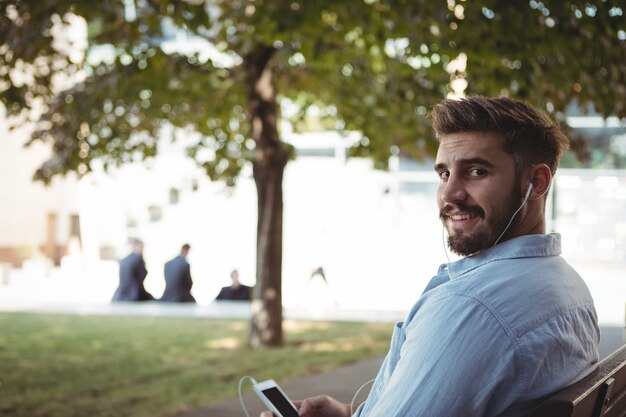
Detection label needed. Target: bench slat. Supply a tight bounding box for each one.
[529,344,626,417]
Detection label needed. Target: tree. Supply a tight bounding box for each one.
[2,0,625,346]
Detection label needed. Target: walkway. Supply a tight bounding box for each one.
[176,355,384,417]
[0,298,406,322]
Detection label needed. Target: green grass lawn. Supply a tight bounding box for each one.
[0,312,393,417]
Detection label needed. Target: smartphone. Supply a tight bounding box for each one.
[253,379,299,417]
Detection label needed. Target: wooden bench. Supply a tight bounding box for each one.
[529,344,626,417]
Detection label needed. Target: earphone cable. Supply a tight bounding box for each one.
[442,225,452,266]
[493,188,532,247]
[350,378,376,415]
[238,375,258,417]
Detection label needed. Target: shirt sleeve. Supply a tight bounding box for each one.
[362,293,523,417]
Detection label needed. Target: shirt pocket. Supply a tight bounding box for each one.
[380,321,406,390]
[357,321,407,416]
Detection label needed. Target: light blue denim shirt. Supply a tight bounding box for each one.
[355,233,599,417]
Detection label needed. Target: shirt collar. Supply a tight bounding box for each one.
[444,233,562,279]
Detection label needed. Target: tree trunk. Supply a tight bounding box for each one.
[246,44,290,347]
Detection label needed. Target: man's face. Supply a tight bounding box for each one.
[230,270,240,286]
[435,132,523,256]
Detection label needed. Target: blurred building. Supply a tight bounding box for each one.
[0,119,80,268]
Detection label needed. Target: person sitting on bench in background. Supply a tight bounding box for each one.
[215,269,251,301]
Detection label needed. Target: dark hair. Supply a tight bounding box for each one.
[181,243,191,251]
[430,96,569,177]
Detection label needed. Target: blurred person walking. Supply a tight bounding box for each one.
[160,243,195,303]
[111,239,154,302]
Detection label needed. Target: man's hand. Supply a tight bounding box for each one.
[259,395,352,417]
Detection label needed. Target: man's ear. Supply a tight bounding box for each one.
[527,164,552,199]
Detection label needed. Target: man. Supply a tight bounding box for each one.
[215,269,251,301]
[160,243,196,303]
[262,96,599,417]
[111,239,154,302]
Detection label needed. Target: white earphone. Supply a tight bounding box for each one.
[524,182,534,200]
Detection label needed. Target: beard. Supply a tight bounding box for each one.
[440,182,523,256]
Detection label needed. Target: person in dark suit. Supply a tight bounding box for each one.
[111,239,154,302]
[160,243,195,303]
[215,269,251,301]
